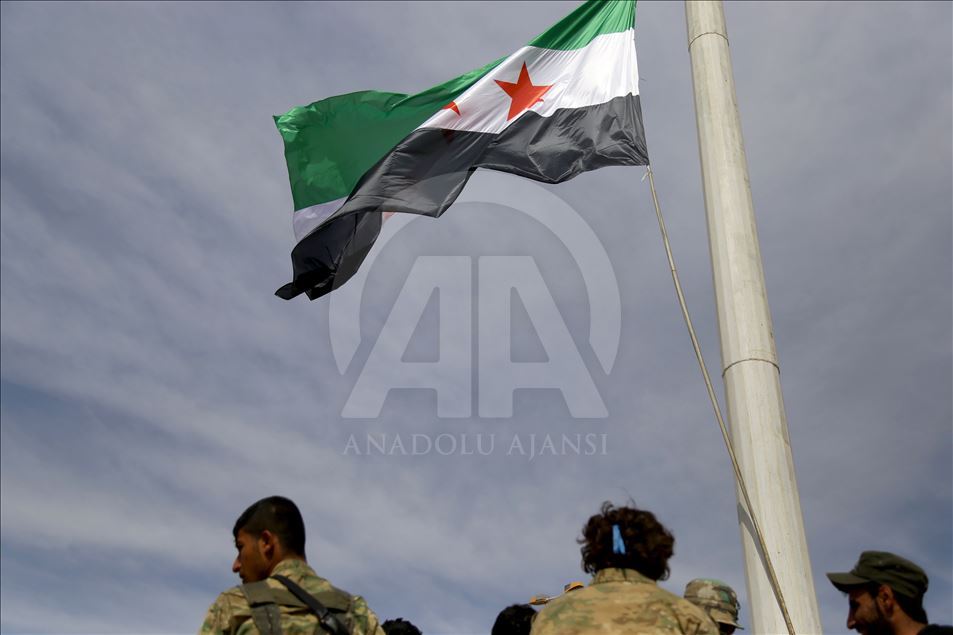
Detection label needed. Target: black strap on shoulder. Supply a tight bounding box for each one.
[241,581,283,635]
[271,574,350,635]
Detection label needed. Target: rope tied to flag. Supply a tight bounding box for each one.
[645,165,797,635]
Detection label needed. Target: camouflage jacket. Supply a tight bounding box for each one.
[199,559,385,635]
[530,568,719,635]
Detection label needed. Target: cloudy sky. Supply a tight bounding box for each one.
[1,1,950,633]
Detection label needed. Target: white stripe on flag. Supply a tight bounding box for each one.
[420,29,638,135]
[293,199,398,244]
[293,197,345,241]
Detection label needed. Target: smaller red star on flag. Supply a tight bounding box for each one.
[495,62,553,121]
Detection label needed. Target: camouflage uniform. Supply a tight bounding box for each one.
[530,568,719,635]
[199,559,385,635]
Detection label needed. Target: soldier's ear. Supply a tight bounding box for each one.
[258,529,277,557]
[875,585,895,612]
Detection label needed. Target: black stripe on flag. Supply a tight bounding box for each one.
[277,94,648,300]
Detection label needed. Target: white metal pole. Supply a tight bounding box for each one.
[684,2,822,633]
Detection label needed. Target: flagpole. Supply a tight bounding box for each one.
[684,2,822,633]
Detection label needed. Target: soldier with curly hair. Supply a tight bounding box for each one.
[530,502,718,635]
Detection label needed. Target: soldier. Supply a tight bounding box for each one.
[491,604,537,635]
[530,502,718,635]
[199,496,385,635]
[827,550,952,635]
[683,579,743,635]
[381,618,422,635]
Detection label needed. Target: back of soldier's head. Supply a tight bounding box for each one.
[578,501,675,580]
[233,495,306,556]
[491,604,537,635]
[382,617,423,635]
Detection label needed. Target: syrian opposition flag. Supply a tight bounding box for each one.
[275,0,648,300]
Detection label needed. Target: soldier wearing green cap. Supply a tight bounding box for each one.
[827,550,952,635]
[683,579,742,635]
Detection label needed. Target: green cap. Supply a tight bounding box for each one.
[826,551,928,599]
[684,578,743,629]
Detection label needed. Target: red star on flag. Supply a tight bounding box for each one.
[495,62,553,121]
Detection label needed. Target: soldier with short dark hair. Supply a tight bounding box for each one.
[827,550,952,635]
[199,496,385,635]
[381,618,422,635]
[492,604,537,635]
[530,502,718,635]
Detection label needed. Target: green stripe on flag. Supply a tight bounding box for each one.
[275,58,502,211]
[274,0,636,212]
[528,0,635,51]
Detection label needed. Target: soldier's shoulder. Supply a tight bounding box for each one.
[645,585,717,627]
[200,586,253,634]
[530,585,610,632]
[211,585,253,614]
[273,570,382,635]
[532,581,718,635]
[655,589,719,635]
[283,571,356,611]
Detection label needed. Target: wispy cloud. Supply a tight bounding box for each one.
[2,1,950,634]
